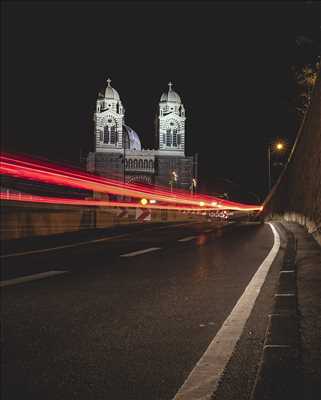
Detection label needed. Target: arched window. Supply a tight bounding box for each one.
[99,131,103,142]
[149,160,153,170]
[138,159,143,169]
[173,129,177,147]
[166,130,172,146]
[129,159,133,169]
[143,160,148,169]
[110,127,117,144]
[103,126,109,143]
[177,134,181,146]
[134,159,138,169]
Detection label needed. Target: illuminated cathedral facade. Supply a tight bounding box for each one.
[87,78,196,191]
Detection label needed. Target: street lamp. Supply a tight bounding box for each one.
[190,178,197,195]
[276,142,284,151]
[268,140,286,191]
[169,171,178,193]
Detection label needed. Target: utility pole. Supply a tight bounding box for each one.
[123,131,126,184]
[268,143,271,192]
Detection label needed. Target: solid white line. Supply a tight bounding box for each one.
[173,222,280,400]
[178,236,197,242]
[0,270,68,288]
[0,233,129,259]
[120,247,161,257]
[279,270,295,274]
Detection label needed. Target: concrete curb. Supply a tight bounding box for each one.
[250,223,302,400]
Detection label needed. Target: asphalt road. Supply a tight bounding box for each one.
[1,221,279,400]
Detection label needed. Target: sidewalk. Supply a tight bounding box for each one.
[283,222,321,400]
[252,221,321,400]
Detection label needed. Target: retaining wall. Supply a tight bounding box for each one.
[263,73,321,245]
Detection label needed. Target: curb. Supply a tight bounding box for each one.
[250,223,302,400]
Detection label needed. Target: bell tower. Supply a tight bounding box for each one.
[158,82,185,156]
[94,78,125,152]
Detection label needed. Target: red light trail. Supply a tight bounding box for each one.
[0,153,262,212]
[0,192,224,212]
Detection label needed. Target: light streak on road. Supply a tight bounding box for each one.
[0,192,263,212]
[0,153,263,212]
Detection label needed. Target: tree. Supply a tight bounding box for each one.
[294,58,320,117]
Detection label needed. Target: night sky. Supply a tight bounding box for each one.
[2,1,320,202]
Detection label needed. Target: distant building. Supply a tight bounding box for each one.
[87,78,197,192]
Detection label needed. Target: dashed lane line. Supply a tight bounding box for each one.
[120,247,161,257]
[178,236,197,242]
[0,270,69,288]
[274,293,296,296]
[173,222,281,400]
[0,233,130,259]
[0,221,199,259]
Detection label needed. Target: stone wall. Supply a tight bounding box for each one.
[263,73,321,245]
[0,201,205,240]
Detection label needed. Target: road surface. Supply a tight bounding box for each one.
[1,221,283,400]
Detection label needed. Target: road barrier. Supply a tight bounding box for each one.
[0,200,208,240]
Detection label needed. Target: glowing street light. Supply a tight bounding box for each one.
[190,178,197,195]
[169,171,178,193]
[140,198,148,206]
[199,201,205,207]
[172,171,178,182]
[276,142,284,151]
[268,139,286,191]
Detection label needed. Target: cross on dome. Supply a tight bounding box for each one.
[168,82,173,91]
[107,78,112,86]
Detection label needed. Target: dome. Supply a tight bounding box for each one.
[104,78,120,101]
[160,82,181,103]
[123,125,142,151]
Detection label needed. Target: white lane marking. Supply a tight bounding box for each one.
[178,236,197,242]
[279,270,295,274]
[120,247,161,257]
[268,313,290,317]
[0,270,68,288]
[264,344,291,349]
[0,233,129,259]
[173,222,280,400]
[0,221,198,259]
[155,222,197,230]
[204,229,213,233]
[274,293,296,296]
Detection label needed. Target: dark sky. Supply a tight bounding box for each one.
[2,1,320,201]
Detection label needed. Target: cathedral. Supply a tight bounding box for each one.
[87,78,197,192]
